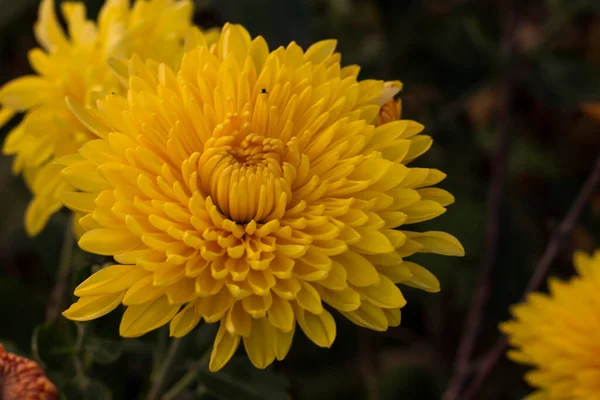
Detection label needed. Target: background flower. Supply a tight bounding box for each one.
[0,344,58,400]
[0,0,214,236]
[500,250,600,399]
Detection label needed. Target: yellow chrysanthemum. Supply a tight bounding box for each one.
[501,250,600,400]
[61,23,464,372]
[0,0,218,235]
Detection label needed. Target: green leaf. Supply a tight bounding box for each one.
[528,53,600,106]
[84,337,123,365]
[31,322,73,370]
[197,357,289,400]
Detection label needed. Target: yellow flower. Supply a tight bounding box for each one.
[0,343,59,400]
[0,0,218,236]
[500,250,600,399]
[61,23,464,372]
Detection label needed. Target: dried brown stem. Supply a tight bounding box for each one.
[442,3,519,399]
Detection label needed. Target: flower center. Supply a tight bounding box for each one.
[197,113,292,224]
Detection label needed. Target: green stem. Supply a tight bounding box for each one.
[160,340,212,400]
[161,369,199,400]
[147,337,186,400]
[73,323,88,386]
[45,215,75,323]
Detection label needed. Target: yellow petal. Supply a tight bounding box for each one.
[383,308,401,327]
[295,281,323,314]
[34,0,69,52]
[404,135,433,163]
[25,194,62,237]
[169,301,201,337]
[196,289,234,323]
[388,188,421,210]
[352,228,394,254]
[274,325,295,361]
[120,296,180,337]
[271,277,301,300]
[295,306,336,348]
[334,251,380,287]
[184,26,208,52]
[243,317,277,369]
[63,292,124,321]
[0,76,57,110]
[267,296,294,332]
[66,96,110,138]
[573,251,593,279]
[417,188,455,207]
[225,301,252,337]
[0,107,15,128]
[250,36,269,73]
[123,276,165,305]
[342,301,388,331]
[241,293,273,319]
[402,261,441,293]
[408,231,465,256]
[60,191,98,213]
[209,322,241,372]
[402,200,446,224]
[355,274,406,308]
[318,261,347,290]
[62,162,110,192]
[378,211,408,228]
[376,261,413,284]
[164,278,196,304]
[2,124,25,155]
[75,265,147,296]
[318,286,361,312]
[304,39,337,64]
[79,229,141,256]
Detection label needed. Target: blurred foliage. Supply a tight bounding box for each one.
[0,0,599,399]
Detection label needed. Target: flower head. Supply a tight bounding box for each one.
[0,344,58,400]
[61,23,464,371]
[0,0,215,235]
[501,250,600,399]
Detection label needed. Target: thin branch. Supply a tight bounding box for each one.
[461,153,600,400]
[442,3,519,399]
[162,342,212,400]
[147,337,186,400]
[359,332,380,400]
[45,215,74,323]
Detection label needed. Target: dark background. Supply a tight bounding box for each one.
[1,0,600,399]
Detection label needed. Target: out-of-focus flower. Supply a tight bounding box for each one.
[61,23,464,372]
[582,104,600,122]
[0,344,58,400]
[0,0,218,236]
[501,250,600,399]
[376,98,402,126]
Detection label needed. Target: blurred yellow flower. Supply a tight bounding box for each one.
[61,23,464,372]
[501,250,600,399]
[0,0,218,235]
[0,344,58,400]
